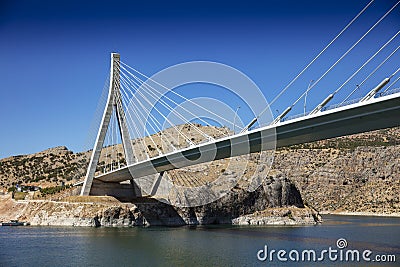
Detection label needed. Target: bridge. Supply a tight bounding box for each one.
[80,2,400,207]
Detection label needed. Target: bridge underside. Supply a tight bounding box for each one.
[88,93,400,200]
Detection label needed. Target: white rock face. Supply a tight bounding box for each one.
[0,196,145,227]
[30,211,96,226]
[232,206,320,225]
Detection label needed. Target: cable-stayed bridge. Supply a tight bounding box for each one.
[80,1,400,207]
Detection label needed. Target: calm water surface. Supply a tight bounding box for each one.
[0,215,399,266]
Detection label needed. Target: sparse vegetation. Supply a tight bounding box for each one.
[40,184,71,196]
[0,146,87,189]
[7,186,16,192]
[13,192,27,200]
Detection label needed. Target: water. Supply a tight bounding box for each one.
[0,215,398,266]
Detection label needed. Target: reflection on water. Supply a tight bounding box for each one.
[0,215,398,266]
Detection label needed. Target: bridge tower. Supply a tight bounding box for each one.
[81,53,136,197]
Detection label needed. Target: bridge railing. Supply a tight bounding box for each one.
[321,97,362,112]
[281,98,362,122]
[376,87,400,98]
[281,112,311,122]
[280,87,400,123]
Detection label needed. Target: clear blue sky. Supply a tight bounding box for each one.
[0,0,398,159]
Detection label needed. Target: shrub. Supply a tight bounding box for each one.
[13,192,27,200]
[40,184,71,196]
[8,186,16,192]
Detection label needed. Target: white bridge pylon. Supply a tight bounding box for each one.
[81,53,136,196]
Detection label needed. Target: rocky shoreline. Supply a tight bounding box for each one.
[0,174,323,227]
[0,195,320,227]
[4,193,398,229]
[319,211,400,217]
[3,191,398,228]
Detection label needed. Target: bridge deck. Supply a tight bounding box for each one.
[95,92,400,183]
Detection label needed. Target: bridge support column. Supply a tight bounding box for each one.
[81,53,138,196]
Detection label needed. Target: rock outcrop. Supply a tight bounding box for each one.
[129,173,319,226]
[232,206,319,225]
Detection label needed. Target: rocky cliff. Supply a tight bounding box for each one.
[276,145,400,215]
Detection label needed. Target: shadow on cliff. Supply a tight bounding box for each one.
[131,197,187,226]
